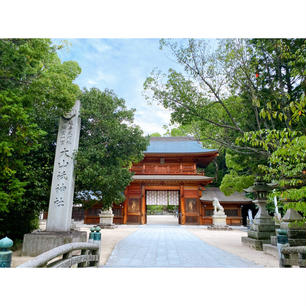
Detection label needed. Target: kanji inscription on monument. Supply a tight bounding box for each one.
[46,100,81,232]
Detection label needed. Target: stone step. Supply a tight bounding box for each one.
[263,244,278,258]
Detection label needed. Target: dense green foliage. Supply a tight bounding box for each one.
[144,38,306,217]
[0,40,148,239]
[147,205,177,215]
[150,132,162,137]
[75,88,149,210]
[0,39,81,239]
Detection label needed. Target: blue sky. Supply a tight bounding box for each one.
[56,39,186,135]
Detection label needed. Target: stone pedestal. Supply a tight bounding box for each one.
[212,213,227,227]
[99,209,117,229]
[280,208,306,247]
[242,199,275,250]
[22,230,87,257]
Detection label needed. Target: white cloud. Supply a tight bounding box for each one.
[87,79,98,85]
[96,71,116,84]
[134,118,165,135]
[57,39,184,134]
[88,39,112,53]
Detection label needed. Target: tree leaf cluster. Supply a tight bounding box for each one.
[144,38,306,218]
[75,88,149,210]
[0,39,81,239]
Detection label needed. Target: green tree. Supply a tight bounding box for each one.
[144,39,306,200]
[150,132,162,137]
[229,39,306,217]
[237,96,306,218]
[0,39,81,239]
[162,124,194,137]
[144,39,264,155]
[75,88,149,210]
[144,38,306,220]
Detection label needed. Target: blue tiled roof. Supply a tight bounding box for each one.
[145,137,217,154]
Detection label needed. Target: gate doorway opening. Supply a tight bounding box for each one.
[146,190,180,225]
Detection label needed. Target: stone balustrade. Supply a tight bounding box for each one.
[17,242,100,268]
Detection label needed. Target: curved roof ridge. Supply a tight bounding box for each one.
[145,136,217,154]
[200,187,252,202]
[150,136,196,141]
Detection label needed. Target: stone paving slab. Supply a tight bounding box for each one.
[104,225,261,268]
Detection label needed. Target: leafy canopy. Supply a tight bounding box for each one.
[75,88,149,210]
[0,39,81,239]
[144,39,306,218]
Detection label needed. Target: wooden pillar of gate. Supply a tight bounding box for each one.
[123,189,128,224]
[141,184,146,224]
[180,184,185,225]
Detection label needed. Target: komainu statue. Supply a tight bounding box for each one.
[212,197,225,215]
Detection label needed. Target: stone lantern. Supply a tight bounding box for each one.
[241,180,275,250]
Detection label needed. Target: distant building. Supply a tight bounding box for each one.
[200,187,253,226]
[83,137,252,225]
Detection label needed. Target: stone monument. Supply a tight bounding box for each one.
[99,208,117,229]
[22,101,87,256]
[212,197,227,227]
[280,208,306,247]
[276,208,306,265]
[46,100,81,232]
[241,180,275,251]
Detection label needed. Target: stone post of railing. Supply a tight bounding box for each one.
[0,237,14,268]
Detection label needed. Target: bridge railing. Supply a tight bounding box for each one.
[17,242,100,268]
[280,246,306,268]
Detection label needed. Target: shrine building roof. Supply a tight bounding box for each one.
[200,187,252,203]
[132,174,213,182]
[145,137,217,154]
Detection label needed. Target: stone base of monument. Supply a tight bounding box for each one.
[285,228,306,246]
[99,224,118,229]
[207,225,232,231]
[208,214,230,230]
[207,213,231,231]
[241,236,270,251]
[212,214,227,226]
[280,208,306,247]
[242,208,275,251]
[99,209,117,229]
[22,230,87,257]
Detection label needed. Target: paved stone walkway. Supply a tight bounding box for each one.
[104,225,260,268]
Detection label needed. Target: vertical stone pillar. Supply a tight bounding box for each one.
[46,100,81,232]
[22,101,87,256]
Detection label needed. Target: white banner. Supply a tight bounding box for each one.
[146,191,179,205]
